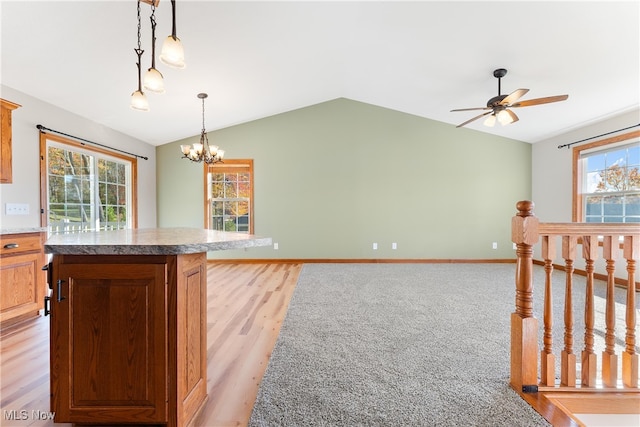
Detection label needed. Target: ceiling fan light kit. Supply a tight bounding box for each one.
[451,68,568,128]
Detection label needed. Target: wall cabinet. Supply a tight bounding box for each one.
[49,252,208,426]
[0,232,46,325]
[0,98,21,184]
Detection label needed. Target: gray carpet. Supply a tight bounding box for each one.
[249,263,633,426]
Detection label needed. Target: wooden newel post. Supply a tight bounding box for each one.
[511,200,539,392]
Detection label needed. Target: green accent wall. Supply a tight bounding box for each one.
[157,98,531,259]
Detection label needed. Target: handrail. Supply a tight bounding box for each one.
[538,223,639,236]
[510,200,639,393]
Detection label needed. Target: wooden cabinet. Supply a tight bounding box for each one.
[0,232,46,326]
[49,252,208,426]
[0,98,21,184]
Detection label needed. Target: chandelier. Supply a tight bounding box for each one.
[180,93,225,164]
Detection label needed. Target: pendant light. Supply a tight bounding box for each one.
[160,0,185,69]
[131,0,149,111]
[143,2,164,93]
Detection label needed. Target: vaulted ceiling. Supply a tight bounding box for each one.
[1,1,638,146]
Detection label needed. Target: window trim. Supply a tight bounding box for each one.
[203,159,254,233]
[572,129,640,222]
[39,131,138,229]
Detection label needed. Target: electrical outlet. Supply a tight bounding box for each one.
[273,243,279,250]
[6,203,29,215]
[392,242,397,250]
[492,242,498,250]
[372,243,378,250]
[513,243,517,250]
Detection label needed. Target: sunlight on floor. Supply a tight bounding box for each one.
[574,413,640,427]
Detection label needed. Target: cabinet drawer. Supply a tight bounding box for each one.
[0,234,43,256]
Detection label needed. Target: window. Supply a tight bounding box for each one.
[40,133,137,233]
[205,159,253,233]
[573,131,640,223]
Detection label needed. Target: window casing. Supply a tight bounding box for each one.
[573,131,640,223]
[205,159,254,233]
[40,132,137,233]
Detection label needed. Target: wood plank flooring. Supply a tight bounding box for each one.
[0,262,301,427]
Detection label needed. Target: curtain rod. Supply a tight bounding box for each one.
[557,123,640,149]
[36,124,149,160]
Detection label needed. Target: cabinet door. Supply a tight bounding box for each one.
[0,99,20,184]
[50,259,168,424]
[0,252,42,322]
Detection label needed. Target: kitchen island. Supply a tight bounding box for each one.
[45,228,271,426]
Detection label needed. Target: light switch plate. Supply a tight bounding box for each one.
[6,203,29,215]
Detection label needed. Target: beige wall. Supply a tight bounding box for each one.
[157,98,532,259]
[0,85,157,231]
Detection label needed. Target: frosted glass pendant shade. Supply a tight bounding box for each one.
[143,68,165,94]
[160,36,185,69]
[130,90,149,111]
[484,114,496,127]
[497,109,514,125]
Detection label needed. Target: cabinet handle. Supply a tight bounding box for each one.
[3,243,19,249]
[44,295,51,316]
[43,263,53,290]
[56,280,66,303]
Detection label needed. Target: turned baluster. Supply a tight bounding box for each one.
[622,235,639,388]
[540,235,556,386]
[581,235,598,387]
[602,235,619,388]
[561,235,577,387]
[511,201,539,391]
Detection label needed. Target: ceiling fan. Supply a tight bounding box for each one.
[451,68,568,128]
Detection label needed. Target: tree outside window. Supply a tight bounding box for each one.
[205,159,254,233]
[577,137,640,223]
[43,134,135,233]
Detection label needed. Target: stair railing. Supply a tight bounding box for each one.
[511,200,639,392]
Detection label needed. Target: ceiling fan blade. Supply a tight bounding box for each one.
[510,94,569,108]
[450,107,492,112]
[456,111,493,128]
[506,109,519,124]
[499,88,529,106]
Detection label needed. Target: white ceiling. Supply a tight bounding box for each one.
[1,0,639,146]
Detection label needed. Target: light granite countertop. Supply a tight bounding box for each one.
[1,227,48,235]
[44,228,272,255]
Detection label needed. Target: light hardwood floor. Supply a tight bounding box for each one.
[0,262,301,427]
